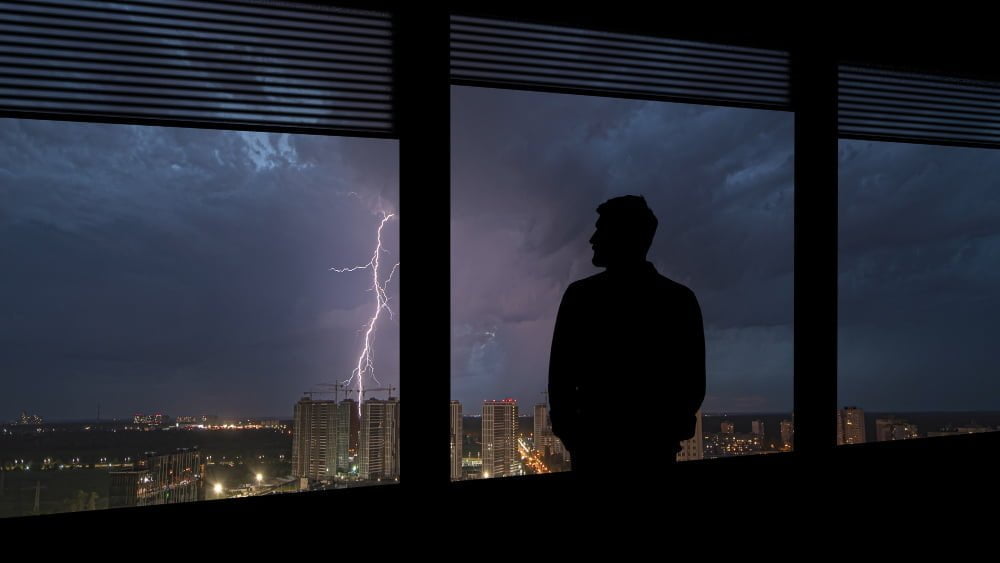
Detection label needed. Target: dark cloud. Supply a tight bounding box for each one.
[453,87,1000,415]
[451,86,794,413]
[8,91,995,422]
[838,140,1000,411]
[0,118,398,420]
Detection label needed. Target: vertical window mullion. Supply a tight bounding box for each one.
[395,5,452,495]
[792,41,839,455]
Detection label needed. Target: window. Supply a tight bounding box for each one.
[0,118,399,517]
[448,16,794,479]
[0,0,399,518]
[450,85,794,477]
[837,65,1000,446]
[3,1,995,524]
[838,140,1000,444]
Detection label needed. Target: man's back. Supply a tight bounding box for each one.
[548,261,705,474]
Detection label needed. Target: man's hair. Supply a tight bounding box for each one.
[596,195,658,252]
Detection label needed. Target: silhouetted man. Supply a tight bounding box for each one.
[548,195,705,476]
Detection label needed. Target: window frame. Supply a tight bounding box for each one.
[7,3,1000,524]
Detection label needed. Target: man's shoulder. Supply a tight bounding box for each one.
[653,273,697,300]
[563,272,612,301]
[567,271,610,291]
[565,270,697,300]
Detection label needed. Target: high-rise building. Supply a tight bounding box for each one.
[837,407,866,445]
[451,400,463,480]
[721,421,735,434]
[780,419,794,450]
[337,398,359,474]
[482,399,519,478]
[533,402,560,457]
[875,417,919,442]
[534,403,549,451]
[359,397,400,480]
[534,402,570,471]
[291,397,338,481]
[550,435,570,467]
[677,409,704,462]
[109,448,204,508]
[751,419,765,437]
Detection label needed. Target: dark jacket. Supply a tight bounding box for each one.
[548,261,705,469]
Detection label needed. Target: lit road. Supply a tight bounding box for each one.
[518,438,550,474]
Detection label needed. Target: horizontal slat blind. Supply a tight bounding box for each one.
[840,65,1000,147]
[0,0,394,135]
[451,14,790,109]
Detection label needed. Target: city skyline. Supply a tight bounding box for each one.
[15,400,1000,426]
[4,397,1000,516]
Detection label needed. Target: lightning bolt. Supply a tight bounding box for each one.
[330,212,399,415]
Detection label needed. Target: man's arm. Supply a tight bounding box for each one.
[548,283,580,452]
[677,288,706,441]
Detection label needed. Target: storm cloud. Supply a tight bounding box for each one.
[451,85,1000,414]
[839,140,1000,411]
[5,87,998,422]
[451,86,794,413]
[0,118,399,420]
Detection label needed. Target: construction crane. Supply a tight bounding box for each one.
[301,382,348,402]
[301,384,397,404]
[315,382,347,402]
[301,391,334,400]
[342,386,397,400]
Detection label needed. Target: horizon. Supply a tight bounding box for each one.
[14,408,1000,426]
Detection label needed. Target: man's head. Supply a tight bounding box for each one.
[590,195,658,268]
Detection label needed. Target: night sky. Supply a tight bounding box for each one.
[3,85,1000,422]
[0,118,399,421]
[451,86,795,413]
[838,139,1000,411]
[451,85,1000,414]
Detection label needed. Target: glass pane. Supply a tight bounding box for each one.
[838,140,1000,444]
[0,118,399,517]
[451,86,794,479]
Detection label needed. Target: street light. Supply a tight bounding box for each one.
[213,483,223,496]
[256,473,263,485]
